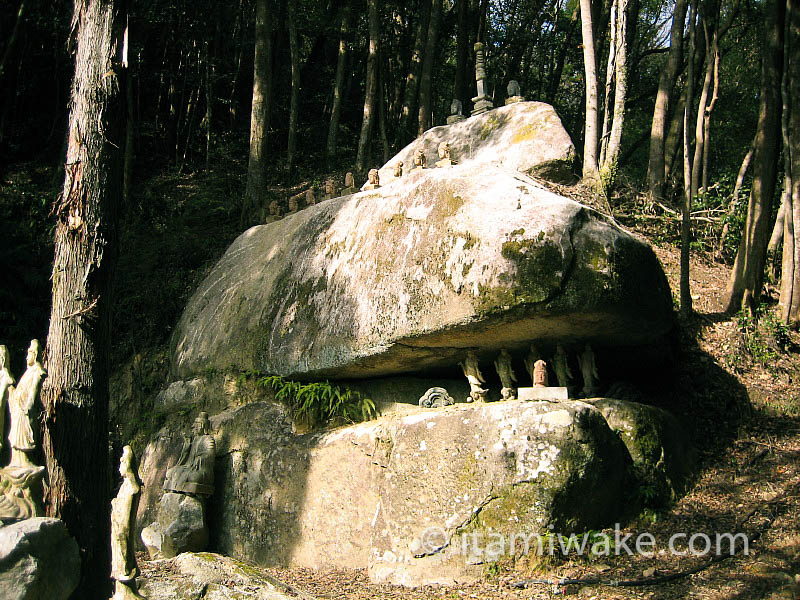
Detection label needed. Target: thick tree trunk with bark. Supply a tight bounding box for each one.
[647,0,688,199]
[417,0,442,135]
[327,2,351,165]
[725,0,785,313]
[579,0,600,183]
[242,0,273,225]
[40,0,127,597]
[356,0,379,172]
[600,0,628,187]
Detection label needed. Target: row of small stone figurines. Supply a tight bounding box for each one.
[265,141,457,219]
[419,344,600,408]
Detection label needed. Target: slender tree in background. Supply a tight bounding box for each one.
[356,0,380,172]
[680,0,697,317]
[40,0,127,597]
[327,1,352,166]
[398,0,431,146]
[647,0,688,199]
[599,0,629,190]
[579,0,600,184]
[780,0,800,324]
[417,0,443,135]
[287,0,300,179]
[242,0,273,225]
[725,0,785,314]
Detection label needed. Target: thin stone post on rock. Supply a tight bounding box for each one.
[471,42,493,115]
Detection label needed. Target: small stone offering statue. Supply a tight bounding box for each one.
[9,340,46,468]
[435,142,453,168]
[364,168,381,190]
[577,343,599,397]
[305,188,316,206]
[460,350,487,402]
[163,412,216,497]
[552,344,572,389]
[533,359,549,387]
[412,148,426,170]
[494,349,517,400]
[505,80,525,104]
[0,345,14,454]
[288,195,299,213]
[268,199,281,217]
[393,161,404,178]
[525,344,540,385]
[110,445,145,600]
[341,172,357,195]
[447,99,466,124]
[324,177,336,200]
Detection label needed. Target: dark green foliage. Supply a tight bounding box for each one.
[248,372,377,428]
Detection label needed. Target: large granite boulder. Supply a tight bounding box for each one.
[170,165,673,381]
[0,517,80,600]
[141,492,209,559]
[377,101,577,184]
[589,397,695,506]
[138,399,644,586]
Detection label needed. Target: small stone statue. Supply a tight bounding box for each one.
[418,387,455,408]
[435,142,453,168]
[0,345,15,454]
[577,343,599,397]
[364,168,381,190]
[342,172,357,195]
[525,344,540,385]
[324,177,336,200]
[268,200,281,217]
[0,342,46,521]
[163,412,216,497]
[533,359,549,387]
[412,148,426,171]
[494,349,517,400]
[110,446,145,600]
[505,80,525,104]
[9,340,46,468]
[447,99,466,124]
[393,161,404,178]
[552,345,572,389]
[305,188,316,207]
[288,195,299,213]
[459,350,487,402]
[471,42,493,115]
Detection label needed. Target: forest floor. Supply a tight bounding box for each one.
[255,218,800,599]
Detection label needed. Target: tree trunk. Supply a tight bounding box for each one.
[398,0,431,145]
[580,0,600,183]
[780,0,800,324]
[287,0,300,180]
[242,0,273,226]
[40,1,127,597]
[718,139,755,257]
[417,0,442,135]
[0,0,27,82]
[600,0,628,187]
[702,34,720,193]
[454,0,470,106]
[725,0,785,313]
[647,0,688,199]
[681,0,697,317]
[327,1,351,166]
[356,0,380,172]
[664,85,686,184]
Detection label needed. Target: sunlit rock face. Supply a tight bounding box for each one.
[170,164,673,381]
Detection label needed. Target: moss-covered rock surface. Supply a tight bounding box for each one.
[170,165,673,381]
